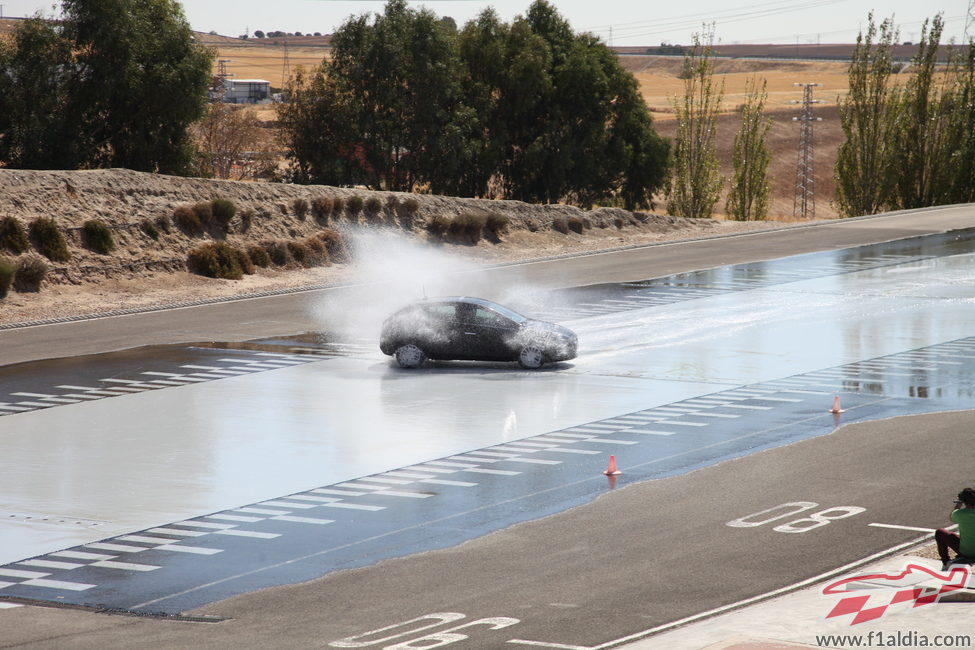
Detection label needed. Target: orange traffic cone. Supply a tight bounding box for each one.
[603,455,622,476]
[829,396,844,414]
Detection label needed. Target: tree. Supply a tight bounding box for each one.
[667,29,724,218]
[191,104,276,180]
[834,14,900,217]
[726,77,771,221]
[0,0,213,173]
[254,30,265,38]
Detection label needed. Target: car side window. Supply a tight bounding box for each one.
[422,304,459,323]
[473,306,511,329]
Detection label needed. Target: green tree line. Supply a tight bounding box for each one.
[0,0,213,174]
[277,0,670,209]
[836,13,975,217]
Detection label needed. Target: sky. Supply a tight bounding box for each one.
[0,0,969,46]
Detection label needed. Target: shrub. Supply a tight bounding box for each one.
[364,196,382,216]
[0,257,14,297]
[317,229,347,262]
[210,199,237,228]
[0,216,29,254]
[331,196,345,216]
[140,219,160,240]
[13,254,48,291]
[303,236,328,265]
[187,242,244,279]
[552,216,570,234]
[425,214,451,238]
[386,195,400,214]
[485,212,509,237]
[449,212,487,244]
[614,217,626,229]
[235,247,255,275]
[567,216,584,234]
[287,240,312,267]
[173,206,204,235]
[262,239,290,266]
[192,201,214,224]
[292,198,309,219]
[398,197,420,218]
[29,217,70,261]
[82,219,116,254]
[155,215,171,233]
[246,244,271,268]
[311,196,332,220]
[346,195,364,215]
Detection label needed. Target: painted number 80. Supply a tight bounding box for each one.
[726,501,865,533]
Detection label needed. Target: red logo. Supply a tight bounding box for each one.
[822,564,970,625]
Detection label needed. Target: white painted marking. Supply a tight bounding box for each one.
[320,503,386,511]
[421,461,479,469]
[12,392,55,398]
[18,560,83,570]
[546,447,601,455]
[693,412,741,419]
[420,479,478,487]
[725,404,773,410]
[0,569,50,579]
[282,495,341,503]
[140,371,180,377]
[0,602,23,608]
[234,507,291,516]
[21,579,94,591]
[206,514,264,523]
[213,529,280,539]
[354,477,414,485]
[539,433,593,439]
[142,380,185,386]
[179,365,223,371]
[40,397,83,404]
[92,560,160,572]
[185,373,229,379]
[375,490,434,499]
[50,551,115,561]
[383,471,438,479]
[271,515,335,525]
[751,396,803,403]
[0,404,34,411]
[84,543,147,553]
[460,451,518,459]
[581,438,639,445]
[175,521,237,529]
[155,545,222,555]
[259,500,316,509]
[464,468,522,476]
[14,401,49,408]
[501,441,553,449]
[312,488,369,497]
[632,430,676,436]
[116,536,172,545]
[450,455,500,463]
[337,482,388,491]
[657,420,709,427]
[504,458,561,465]
[147,527,208,537]
[405,465,456,474]
[868,523,937,533]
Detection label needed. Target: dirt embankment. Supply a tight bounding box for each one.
[0,168,812,326]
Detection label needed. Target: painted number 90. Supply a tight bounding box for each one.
[726,501,865,534]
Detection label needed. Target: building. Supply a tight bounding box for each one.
[217,79,271,104]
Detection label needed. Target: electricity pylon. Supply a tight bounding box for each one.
[792,83,822,220]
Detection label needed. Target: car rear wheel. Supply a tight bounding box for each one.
[518,346,544,369]
[395,344,426,369]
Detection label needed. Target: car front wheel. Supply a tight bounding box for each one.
[518,346,544,369]
[395,344,427,369]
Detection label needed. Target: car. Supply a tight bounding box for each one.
[380,296,577,369]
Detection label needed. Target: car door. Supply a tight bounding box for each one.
[468,305,519,361]
[419,303,461,359]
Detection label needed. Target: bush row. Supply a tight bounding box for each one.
[187,229,346,280]
[1,215,117,260]
[425,211,509,245]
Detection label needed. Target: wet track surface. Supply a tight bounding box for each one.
[0,228,973,616]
